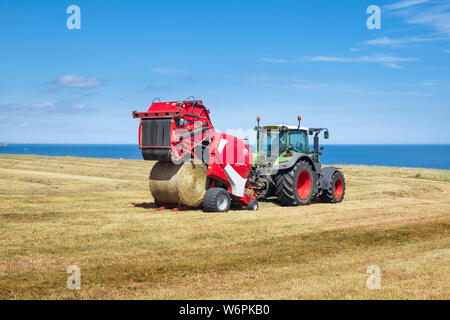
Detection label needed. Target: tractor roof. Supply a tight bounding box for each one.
[262,125,309,131]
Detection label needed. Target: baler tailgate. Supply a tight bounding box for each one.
[141,118,171,147]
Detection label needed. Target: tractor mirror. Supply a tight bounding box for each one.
[324,131,329,139]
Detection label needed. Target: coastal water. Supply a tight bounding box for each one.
[0,144,449,170]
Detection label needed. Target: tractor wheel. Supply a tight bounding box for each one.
[203,188,231,212]
[320,171,345,203]
[276,160,314,206]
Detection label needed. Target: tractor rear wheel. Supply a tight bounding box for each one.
[320,171,345,203]
[203,188,231,212]
[276,160,314,206]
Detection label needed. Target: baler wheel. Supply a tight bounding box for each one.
[247,200,259,211]
[320,171,345,203]
[203,188,231,212]
[275,160,314,206]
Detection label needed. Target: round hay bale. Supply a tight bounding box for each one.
[149,161,207,206]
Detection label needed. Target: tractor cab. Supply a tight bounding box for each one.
[254,115,329,167]
[256,125,310,156]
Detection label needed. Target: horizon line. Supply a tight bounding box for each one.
[1,143,450,146]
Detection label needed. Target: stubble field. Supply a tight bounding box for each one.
[0,154,448,299]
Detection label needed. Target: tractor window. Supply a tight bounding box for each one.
[289,131,308,153]
[258,130,285,155]
[279,132,287,153]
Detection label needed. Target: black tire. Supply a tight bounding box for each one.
[154,200,162,208]
[247,200,258,211]
[275,160,314,206]
[203,188,231,212]
[320,171,345,203]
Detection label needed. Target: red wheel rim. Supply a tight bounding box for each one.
[297,171,311,199]
[334,179,343,199]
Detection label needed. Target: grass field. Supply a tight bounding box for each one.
[0,154,449,300]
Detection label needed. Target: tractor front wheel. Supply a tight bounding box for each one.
[320,171,345,203]
[276,160,314,206]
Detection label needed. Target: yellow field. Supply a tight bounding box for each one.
[0,154,449,300]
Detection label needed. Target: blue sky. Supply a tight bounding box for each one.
[0,0,449,144]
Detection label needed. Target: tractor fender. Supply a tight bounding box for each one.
[281,153,318,172]
[320,166,339,191]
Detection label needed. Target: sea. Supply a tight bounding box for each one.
[0,144,449,170]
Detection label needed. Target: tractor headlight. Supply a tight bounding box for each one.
[177,118,188,126]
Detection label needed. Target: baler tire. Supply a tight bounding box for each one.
[247,200,258,211]
[276,160,314,206]
[320,171,345,203]
[203,188,231,212]
[153,199,162,208]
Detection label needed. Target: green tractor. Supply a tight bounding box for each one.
[249,116,345,206]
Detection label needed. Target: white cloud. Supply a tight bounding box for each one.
[33,102,55,108]
[73,103,87,109]
[259,55,418,68]
[0,100,95,114]
[51,75,102,88]
[385,1,450,36]
[151,67,187,75]
[364,36,447,46]
[1,101,55,113]
[365,37,400,45]
[252,75,432,96]
[382,63,402,69]
[305,55,418,68]
[261,58,288,63]
[417,80,437,86]
[308,56,352,62]
[252,75,357,91]
[384,0,430,11]
[407,10,450,36]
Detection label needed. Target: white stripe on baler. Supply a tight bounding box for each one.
[218,139,227,154]
[223,164,247,197]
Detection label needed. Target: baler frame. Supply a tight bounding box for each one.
[132,98,258,212]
